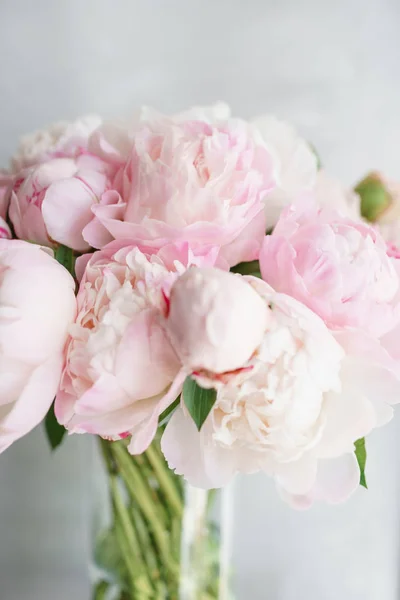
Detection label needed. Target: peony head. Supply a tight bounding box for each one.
[85,105,276,266]
[260,203,400,337]
[9,155,114,251]
[55,241,218,454]
[0,240,76,452]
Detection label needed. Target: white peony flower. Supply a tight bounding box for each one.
[162,278,400,507]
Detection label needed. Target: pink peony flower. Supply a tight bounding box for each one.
[9,155,115,251]
[260,203,400,337]
[55,241,218,454]
[10,114,102,173]
[161,277,400,506]
[88,103,233,165]
[251,115,318,228]
[165,267,269,374]
[0,240,76,452]
[84,105,276,266]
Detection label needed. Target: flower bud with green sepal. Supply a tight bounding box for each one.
[355,171,393,223]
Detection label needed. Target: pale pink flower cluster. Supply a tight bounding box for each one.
[1,105,399,510]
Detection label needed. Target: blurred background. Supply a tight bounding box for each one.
[1,1,400,598]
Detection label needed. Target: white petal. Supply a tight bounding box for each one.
[318,385,376,459]
[161,407,236,489]
[280,453,360,509]
[315,453,360,503]
[274,452,318,495]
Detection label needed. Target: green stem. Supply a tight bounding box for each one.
[170,515,183,563]
[99,439,155,598]
[207,488,218,511]
[130,501,160,579]
[130,505,172,599]
[110,442,179,580]
[111,477,154,597]
[133,452,170,525]
[145,443,183,519]
[96,437,222,599]
[92,581,109,600]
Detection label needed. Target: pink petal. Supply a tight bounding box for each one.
[220,209,266,266]
[74,252,93,282]
[115,309,180,400]
[0,355,64,453]
[82,215,113,249]
[9,191,50,246]
[42,178,95,251]
[128,369,186,455]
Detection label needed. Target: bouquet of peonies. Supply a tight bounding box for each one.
[1,103,400,598]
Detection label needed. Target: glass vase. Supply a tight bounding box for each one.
[91,432,233,600]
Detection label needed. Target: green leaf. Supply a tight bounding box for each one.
[44,402,67,450]
[354,437,367,489]
[230,259,261,277]
[55,244,75,276]
[182,377,217,431]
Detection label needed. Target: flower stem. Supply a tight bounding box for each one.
[92,581,109,600]
[110,441,180,580]
[95,437,222,599]
[145,442,184,519]
[110,477,154,597]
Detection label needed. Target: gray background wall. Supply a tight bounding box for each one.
[1,1,400,598]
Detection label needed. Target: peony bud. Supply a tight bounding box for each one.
[166,267,269,374]
[355,171,397,223]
